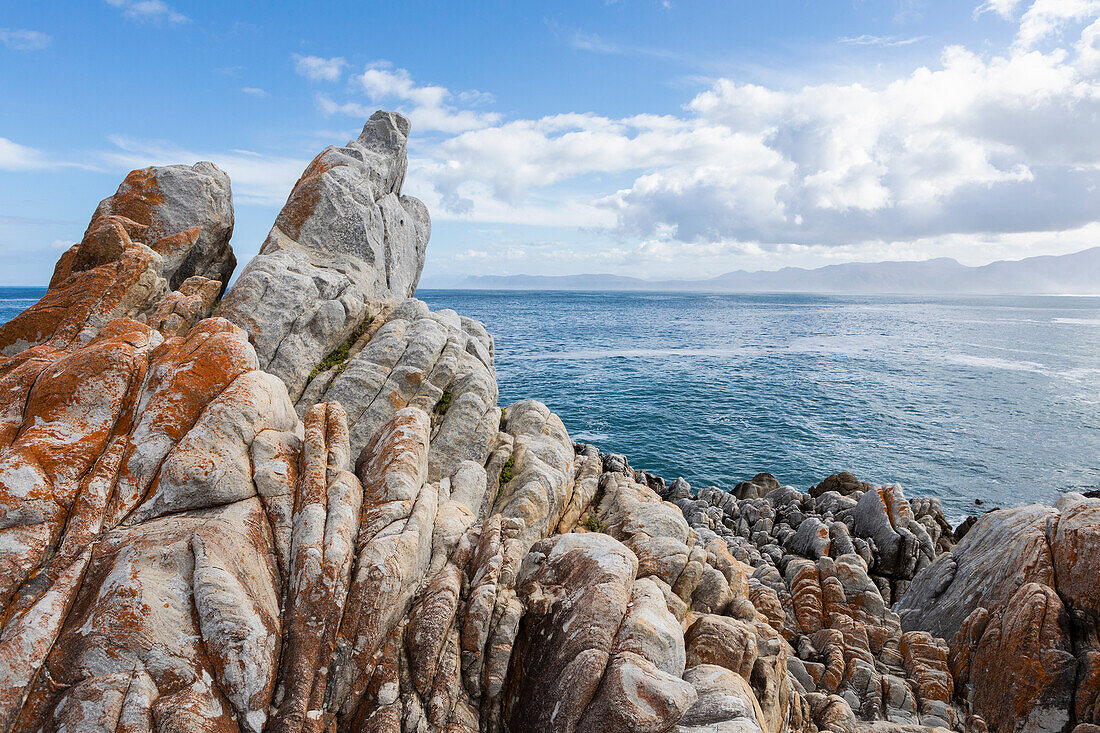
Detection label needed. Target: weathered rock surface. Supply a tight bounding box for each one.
[0,163,232,356]
[898,493,1100,731]
[218,111,430,403]
[1,109,1093,733]
[297,298,499,473]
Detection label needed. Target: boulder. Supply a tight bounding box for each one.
[897,505,1057,641]
[0,163,232,356]
[503,532,638,732]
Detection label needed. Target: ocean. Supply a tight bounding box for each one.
[5,286,1097,522]
[418,290,1100,523]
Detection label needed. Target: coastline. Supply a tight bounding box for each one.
[0,112,1095,731]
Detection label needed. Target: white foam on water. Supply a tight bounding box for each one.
[946,354,1049,374]
[1053,317,1100,325]
[572,430,610,442]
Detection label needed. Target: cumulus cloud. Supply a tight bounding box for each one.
[105,0,188,24]
[384,0,1100,267]
[25,0,1095,277]
[241,86,269,98]
[0,28,51,51]
[1016,0,1100,47]
[293,54,346,82]
[318,61,501,134]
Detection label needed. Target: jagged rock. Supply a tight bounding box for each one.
[685,614,760,679]
[675,664,765,732]
[3,108,1090,733]
[614,577,688,676]
[502,532,637,730]
[494,400,576,548]
[0,317,290,733]
[897,505,1057,641]
[852,483,934,582]
[733,472,781,500]
[811,472,873,498]
[577,650,697,733]
[0,163,233,356]
[791,516,832,559]
[270,402,361,732]
[92,162,235,289]
[148,274,222,336]
[952,583,1076,733]
[218,111,430,402]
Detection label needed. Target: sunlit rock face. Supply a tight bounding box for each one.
[898,494,1100,732]
[0,162,233,357]
[217,110,430,405]
[2,110,1095,733]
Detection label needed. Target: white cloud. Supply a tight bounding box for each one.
[319,61,501,134]
[293,54,346,82]
[241,86,269,98]
[975,0,1024,19]
[0,138,55,171]
[105,0,188,24]
[0,28,51,51]
[384,0,1100,271]
[839,34,927,47]
[570,31,622,54]
[50,239,76,250]
[315,93,374,118]
[1017,0,1100,46]
[12,0,1097,278]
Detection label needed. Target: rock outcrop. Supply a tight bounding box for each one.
[0,110,1093,733]
[217,110,430,404]
[0,163,232,356]
[898,493,1100,731]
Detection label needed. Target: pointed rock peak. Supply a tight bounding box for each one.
[359,109,411,150]
[216,110,431,404]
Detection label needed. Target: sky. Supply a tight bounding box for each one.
[3,1,1100,284]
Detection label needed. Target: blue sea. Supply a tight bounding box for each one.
[4,287,1097,522]
[418,290,1100,522]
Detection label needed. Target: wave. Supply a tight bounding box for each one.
[946,354,1049,374]
[572,430,610,443]
[1053,317,1100,325]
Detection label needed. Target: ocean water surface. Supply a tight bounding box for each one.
[4,287,1097,522]
[418,290,1100,522]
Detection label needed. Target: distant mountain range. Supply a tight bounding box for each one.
[423,246,1100,295]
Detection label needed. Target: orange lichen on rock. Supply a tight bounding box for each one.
[952,583,1076,732]
[0,163,233,358]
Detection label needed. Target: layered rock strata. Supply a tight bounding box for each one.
[0,110,1091,733]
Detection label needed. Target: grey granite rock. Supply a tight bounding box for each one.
[94,161,236,290]
[219,111,430,401]
[299,298,499,476]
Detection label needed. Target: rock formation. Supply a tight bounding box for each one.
[217,110,430,404]
[0,110,1093,733]
[0,162,233,356]
[898,494,1100,732]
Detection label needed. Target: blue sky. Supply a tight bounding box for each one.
[2,0,1100,285]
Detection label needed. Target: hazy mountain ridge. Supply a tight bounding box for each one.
[441,246,1100,294]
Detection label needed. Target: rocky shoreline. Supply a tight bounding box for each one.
[0,111,1094,733]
